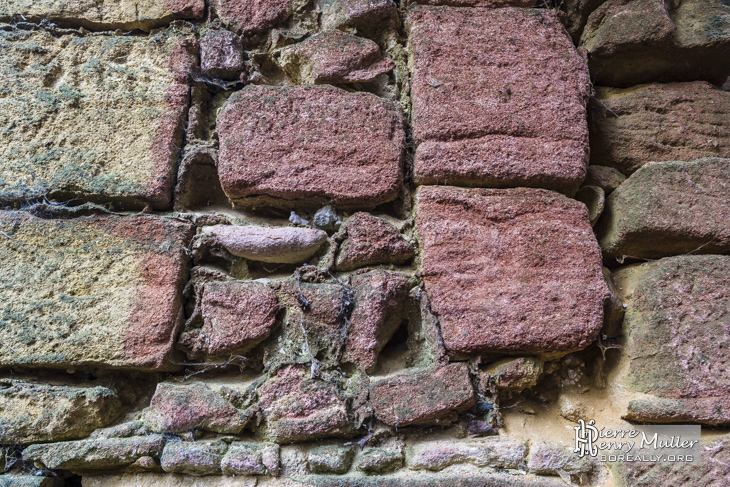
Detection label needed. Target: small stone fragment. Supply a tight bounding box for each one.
[408,437,527,471]
[335,213,414,271]
[22,435,164,471]
[160,440,228,476]
[313,205,342,232]
[143,382,248,434]
[289,212,310,226]
[483,357,544,392]
[558,395,590,423]
[527,441,594,476]
[178,280,279,360]
[217,85,404,209]
[200,30,245,80]
[278,30,394,84]
[211,0,297,35]
[597,158,730,260]
[345,270,413,372]
[0,380,121,444]
[308,445,355,474]
[369,363,475,427]
[583,166,626,194]
[221,442,280,476]
[258,366,354,443]
[202,225,328,264]
[574,185,605,226]
[356,448,403,474]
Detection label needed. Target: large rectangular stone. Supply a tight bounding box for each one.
[0,212,193,370]
[416,186,607,356]
[0,28,196,209]
[217,85,404,209]
[0,0,205,31]
[408,6,590,195]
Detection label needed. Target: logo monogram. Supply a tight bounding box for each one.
[574,419,599,458]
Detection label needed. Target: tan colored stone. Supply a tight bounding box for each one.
[408,437,527,471]
[0,28,196,209]
[0,380,121,443]
[0,212,193,370]
[0,0,204,31]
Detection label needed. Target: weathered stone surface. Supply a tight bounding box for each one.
[369,363,475,426]
[597,158,730,260]
[335,213,414,271]
[574,185,605,226]
[527,441,593,476]
[0,477,60,487]
[416,186,608,355]
[200,30,245,80]
[308,445,355,474]
[583,166,626,194]
[345,271,412,372]
[482,357,544,392]
[0,380,121,444]
[408,437,527,471]
[143,382,248,434]
[408,6,590,195]
[0,212,193,370]
[563,0,607,41]
[201,225,328,263]
[277,30,394,84]
[405,0,535,6]
[611,434,730,487]
[178,280,279,360]
[319,0,398,30]
[211,0,297,35]
[0,0,204,30]
[581,0,730,86]
[160,440,227,476]
[217,85,404,209]
[258,366,354,443]
[222,442,280,476]
[589,82,730,175]
[0,28,196,209]
[616,255,730,424]
[23,435,164,471]
[356,448,403,474]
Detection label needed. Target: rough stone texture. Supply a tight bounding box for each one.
[0,28,196,209]
[23,435,164,471]
[0,380,121,444]
[482,357,544,392]
[581,0,730,86]
[335,213,414,271]
[202,225,328,263]
[308,445,355,474]
[527,441,594,476]
[0,478,60,487]
[583,166,626,194]
[597,158,730,260]
[160,440,228,476]
[142,382,248,434]
[217,85,404,209]
[200,30,245,80]
[611,435,730,487]
[408,437,527,471]
[178,280,279,359]
[616,255,730,424]
[408,6,590,195]
[416,186,608,356]
[574,185,605,226]
[222,443,280,476]
[277,30,394,84]
[405,0,535,6]
[319,0,398,30]
[0,212,193,370]
[345,271,412,372]
[356,448,403,474]
[563,0,607,41]
[0,0,205,30]
[589,82,730,175]
[369,363,475,427]
[258,366,354,443]
[211,0,297,36]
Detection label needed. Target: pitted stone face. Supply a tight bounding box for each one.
[211,0,297,36]
[0,29,196,209]
[217,85,404,209]
[0,212,193,370]
[408,6,590,195]
[416,186,608,356]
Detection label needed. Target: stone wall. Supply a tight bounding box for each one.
[0,1,728,486]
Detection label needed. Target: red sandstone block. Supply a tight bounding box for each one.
[408,6,590,195]
[416,186,608,356]
[211,0,297,35]
[217,85,404,208]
